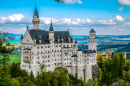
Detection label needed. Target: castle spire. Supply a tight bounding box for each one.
[32,3,40,30]
[27,25,29,30]
[33,3,39,18]
[21,33,23,39]
[35,3,37,11]
[49,20,54,31]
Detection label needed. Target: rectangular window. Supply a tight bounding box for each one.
[41,46,43,48]
[29,65,31,69]
[65,54,68,56]
[55,45,58,47]
[37,46,39,49]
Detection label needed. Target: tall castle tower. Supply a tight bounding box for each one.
[49,20,54,42]
[32,4,40,30]
[88,29,97,51]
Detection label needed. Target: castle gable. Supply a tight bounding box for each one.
[22,30,33,44]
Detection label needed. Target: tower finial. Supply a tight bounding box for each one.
[49,19,54,31]
[35,3,37,11]
[33,3,39,18]
[27,25,29,30]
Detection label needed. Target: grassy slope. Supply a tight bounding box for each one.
[9,55,21,64]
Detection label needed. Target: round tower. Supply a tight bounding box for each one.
[87,29,98,51]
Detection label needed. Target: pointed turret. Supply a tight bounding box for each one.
[33,3,39,18]
[27,25,29,30]
[32,3,40,30]
[21,34,23,39]
[21,34,23,44]
[49,20,54,31]
[49,20,54,42]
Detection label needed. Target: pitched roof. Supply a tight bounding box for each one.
[28,30,73,44]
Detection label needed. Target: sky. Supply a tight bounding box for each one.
[0,0,130,35]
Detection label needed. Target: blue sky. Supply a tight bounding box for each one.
[0,0,130,35]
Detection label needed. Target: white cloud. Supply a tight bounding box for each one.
[118,0,130,6]
[125,22,130,25]
[9,14,24,22]
[115,15,125,22]
[0,14,130,35]
[64,0,82,4]
[117,7,123,12]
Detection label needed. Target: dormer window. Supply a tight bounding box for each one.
[34,40,36,43]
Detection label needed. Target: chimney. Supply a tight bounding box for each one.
[68,37,70,42]
[58,39,60,42]
[39,40,41,43]
[33,40,36,44]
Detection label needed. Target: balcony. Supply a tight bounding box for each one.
[23,48,31,56]
[23,56,31,63]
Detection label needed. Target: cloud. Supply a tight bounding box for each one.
[0,14,130,35]
[125,22,130,25]
[9,14,24,22]
[115,15,125,22]
[108,7,124,12]
[118,0,130,6]
[63,0,82,4]
[117,7,123,12]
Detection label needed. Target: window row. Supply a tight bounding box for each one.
[37,46,50,49]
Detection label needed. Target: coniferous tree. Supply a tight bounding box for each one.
[30,71,35,83]
[98,56,103,69]
[0,31,15,85]
[118,52,125,79]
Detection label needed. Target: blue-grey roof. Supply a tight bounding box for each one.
[75,41,78,43]
[23,48,31,50]
[90,29,96,33]
[28,30,73,44]
[82,50,96,53]
[71,55,77,57]
[102,55,106,56]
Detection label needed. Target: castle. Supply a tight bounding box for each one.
[20,5,98,83]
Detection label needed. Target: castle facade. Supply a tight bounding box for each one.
[20,5,98,83]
